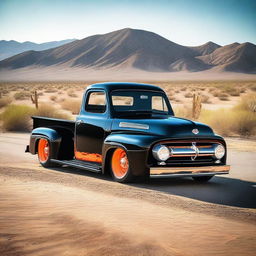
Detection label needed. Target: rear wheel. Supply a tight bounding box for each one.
[111,148,134,183]
[192,175,214,182]
[38,138,54,167]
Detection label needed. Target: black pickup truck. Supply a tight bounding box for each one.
[26,82,230,183]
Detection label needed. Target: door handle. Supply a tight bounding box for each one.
[76,120,84,125]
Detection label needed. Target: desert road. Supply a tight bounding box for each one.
[0,133,256,256]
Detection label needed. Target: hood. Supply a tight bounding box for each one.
[111,116,214,138]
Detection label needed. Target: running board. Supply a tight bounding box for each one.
[51,159,102,173]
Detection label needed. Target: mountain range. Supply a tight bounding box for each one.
[0,39,76,60]
[0,28,255,74]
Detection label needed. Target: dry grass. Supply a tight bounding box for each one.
[235,93,256,112]
[0,97,12,108]
[36,104,72,120]
[199,93,256,136]
[1,105,35,131]
[174,105,192,119]
[61,99,81,114]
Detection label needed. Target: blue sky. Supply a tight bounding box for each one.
[0,0,255,46]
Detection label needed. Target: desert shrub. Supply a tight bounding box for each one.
[14,91,30,100]
[250,84,256,91]
[232,111,256,136]
[218,93,229,101]
[168,95,176,101]
[61,99,81,114]
[36,104,72,120]
[1,104,35,131]
[200,94,210,103]
[235,93,256,113]
[44,88,58,93]
[50,95,57,101]
[229,89,240,96]
[0,97,12,108]
[37,92,44,96]
[211,90,221,97]
[239,87,246,93]
[208,87,216,92]
[184,92,193,98]
[0,89,9,96]
[67,89,78,98]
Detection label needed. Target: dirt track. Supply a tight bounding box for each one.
[0,133,256,256]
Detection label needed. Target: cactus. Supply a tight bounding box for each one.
[192,93,201,120]
[31,90,39,109]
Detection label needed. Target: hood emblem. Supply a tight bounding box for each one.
[192,128,199,134]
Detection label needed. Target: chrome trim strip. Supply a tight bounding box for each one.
[150,165,230,175]
[119,122,149,130]
[150,172,229,178]
[168,144,217,158]
[51,159,101,173]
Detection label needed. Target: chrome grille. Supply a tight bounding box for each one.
[155,140,224,166]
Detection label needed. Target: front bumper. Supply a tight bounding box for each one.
[150,165,230,177]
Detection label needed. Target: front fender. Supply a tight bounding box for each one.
[29,127,61,159]
[102,133,160,176]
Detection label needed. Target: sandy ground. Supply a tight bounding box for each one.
[1,67,256,81]
[0,133,256,256]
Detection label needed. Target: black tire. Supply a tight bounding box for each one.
[37,138,55,168]
[110,148,135,183]
[192,175,214,182]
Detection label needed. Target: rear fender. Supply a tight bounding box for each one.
[29,127,61,159]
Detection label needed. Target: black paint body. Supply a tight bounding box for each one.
[28,82,227,177]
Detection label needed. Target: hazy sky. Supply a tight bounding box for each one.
[0,0,255,46]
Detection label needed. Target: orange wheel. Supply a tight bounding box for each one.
[38,138,50,164]
[111,148,129,179]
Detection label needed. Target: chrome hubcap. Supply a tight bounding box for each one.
[120,157,127,168]
[44,147,49,154]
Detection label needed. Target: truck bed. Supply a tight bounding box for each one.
[32,116,75,133]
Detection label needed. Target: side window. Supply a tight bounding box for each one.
[85,91,106,113]
[152,96,168,112]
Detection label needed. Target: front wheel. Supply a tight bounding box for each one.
[192,175,214,182]
[37,138,54,167]
[111,148,134,183]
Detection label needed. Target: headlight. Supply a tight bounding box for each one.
[152,144,170,161]
[214,144,225,159]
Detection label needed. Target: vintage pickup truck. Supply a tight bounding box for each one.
[26,82,230,183]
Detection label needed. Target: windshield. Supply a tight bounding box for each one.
[111,90,173,116]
